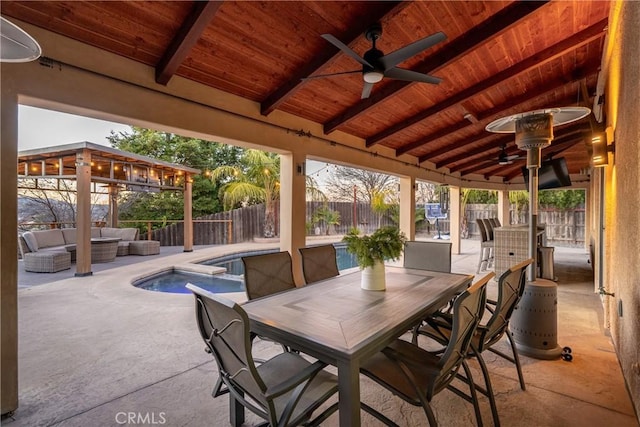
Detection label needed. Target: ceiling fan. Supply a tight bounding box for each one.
[307,23,446,99]
[494,145,526,165]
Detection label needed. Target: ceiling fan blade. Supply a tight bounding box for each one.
[384,67,442,84]
[321,34,372,67]
[379,31,446,70]
[361,82,374,99]
[301,70,361,81]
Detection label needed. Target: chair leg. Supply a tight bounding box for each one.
[461,360,484,427]
[422,400,438,427]
[474,352,500,427]
[507,328,526,391]
[477,247,487,273]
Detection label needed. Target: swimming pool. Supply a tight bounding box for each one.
[200,244,358,275]
[133,271,244,294]
[133,244,358,294]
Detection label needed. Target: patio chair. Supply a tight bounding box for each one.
[476,219,494,273]
[242,251,297,352]
[242,251,296,300]
[403,241,452,273]
[298,244,339,284]
[359,272,493,427]
[489,217,501,228]
[414,259,533,426]
[186,284,339,426]
[482,218,495,241]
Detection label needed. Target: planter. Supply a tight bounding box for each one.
[361,260,386,291]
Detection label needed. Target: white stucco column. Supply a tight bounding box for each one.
[449,186,461,255]
[1,77,19,415]
[280,153,307,285]
[399,177,416,240]
[497,190,510,226]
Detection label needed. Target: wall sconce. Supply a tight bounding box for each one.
[591,128,615,167]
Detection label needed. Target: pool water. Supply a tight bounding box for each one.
[202,245,358,275]
[133,244,358,294]
[133,271,244,294]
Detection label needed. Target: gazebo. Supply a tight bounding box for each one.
[18,141,200,276]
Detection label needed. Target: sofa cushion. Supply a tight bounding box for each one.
[101,227,138,241]
[32,229,66,249]
[22,232,39,252]
[61,228,77,244]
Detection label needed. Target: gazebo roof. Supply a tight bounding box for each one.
[18,141,200,192]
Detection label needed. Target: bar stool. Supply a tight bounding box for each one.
[476,219,494,273]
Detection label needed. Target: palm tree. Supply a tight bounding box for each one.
[311,205,341,235]
[209,149,280,238]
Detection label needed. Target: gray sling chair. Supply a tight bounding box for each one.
[242,251,298,353]
[359,272,493,427]
[403,241,452,273]
[187,284,339,427]
[242,251,297,300]
[298,244,339,284]
[414,259,533,427]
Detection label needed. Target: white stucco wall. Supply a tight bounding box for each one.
[604,0,640,416]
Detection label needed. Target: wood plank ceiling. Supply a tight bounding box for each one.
[1,1,610,183]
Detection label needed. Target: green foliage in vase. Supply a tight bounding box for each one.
[342,226,407,269]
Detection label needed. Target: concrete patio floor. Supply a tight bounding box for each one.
[5,238,638,427]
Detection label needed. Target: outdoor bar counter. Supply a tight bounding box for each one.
[494,224,546,278]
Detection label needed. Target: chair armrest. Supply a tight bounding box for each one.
[264,360,328,399]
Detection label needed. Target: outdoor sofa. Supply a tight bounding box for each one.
[18,227,157,272]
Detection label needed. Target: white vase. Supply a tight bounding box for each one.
[361,260,386,291]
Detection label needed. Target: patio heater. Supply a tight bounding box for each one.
[486,107,590,359]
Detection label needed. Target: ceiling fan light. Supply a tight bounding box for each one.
[363,70,384,83]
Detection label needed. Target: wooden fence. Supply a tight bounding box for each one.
[138,202,585,247]
[465,204,585,246]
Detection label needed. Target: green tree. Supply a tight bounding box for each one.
[209,149,280,238]
[107,127,244,223]
[311,205,340,235]
[539,189,585,209]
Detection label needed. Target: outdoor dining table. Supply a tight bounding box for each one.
[240,265,474,427]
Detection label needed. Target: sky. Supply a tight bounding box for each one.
[18,105,131,150]
[18,105,329,182]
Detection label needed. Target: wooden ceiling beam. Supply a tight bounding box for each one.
[416,133,500,163]
[452,123,588,174]
[155,1,223,85]
[461,159,505,176]
[367,18,607,147]
[449,141,522,174]
[460,131,588,178]
[260,1,406,116]
[501,135,587,182]
[437,136,511,170]
[323,1,549,135]
[484,160,526,182]
[399,64,598,157]
[418,92,589,166]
